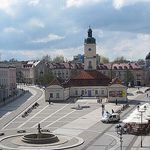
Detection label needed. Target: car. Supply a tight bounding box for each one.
[101,112,120,123]
[0,132,4,136]
[17,130,26,133]
[41,129,50,132]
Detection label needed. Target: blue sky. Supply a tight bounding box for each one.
[0,0,150,61]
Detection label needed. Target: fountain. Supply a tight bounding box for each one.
[22,124,59,144]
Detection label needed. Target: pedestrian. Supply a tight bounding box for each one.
[102,104,105,116]
[115,99,118,105]
[49,98,51,105]
[100,99,102,103]
[112,109,114,113]
[147,94,148,97]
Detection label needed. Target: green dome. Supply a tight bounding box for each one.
[146,52,150,60]
[84,27,96,44]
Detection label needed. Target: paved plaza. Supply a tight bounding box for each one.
[0,86,150,150]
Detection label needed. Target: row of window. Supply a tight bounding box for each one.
[75,89,105,96]
[49,93,60,99]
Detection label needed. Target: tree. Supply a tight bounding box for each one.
[53,55,64,63]
[100,55,109,63]
[113,56,129,63]
[9,58,18,62]
[41,54,52,62]
[38,71,54,86]
[125,70,134,86]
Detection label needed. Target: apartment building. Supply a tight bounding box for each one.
[0,64,16,102]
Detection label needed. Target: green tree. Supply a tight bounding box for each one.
[41,54,52,62]
[38,71,54,86]
[53,55,64,63]
[9,58,18,62]
[125,70,134,86]
[100,55,109,63]
[113,56,129,63]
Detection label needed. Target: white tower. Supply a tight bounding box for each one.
[84,27,96,70]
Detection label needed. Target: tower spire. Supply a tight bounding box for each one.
[88,26,92,37]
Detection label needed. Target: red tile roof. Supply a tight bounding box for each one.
[49,78,61,86]
[67,70,111,87]
[97,63,142,70]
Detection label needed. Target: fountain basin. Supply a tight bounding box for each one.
[22,133,59,144]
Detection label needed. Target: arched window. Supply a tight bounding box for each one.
[88,61,92,69]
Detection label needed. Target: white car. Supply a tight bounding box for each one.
[101,112,120,123]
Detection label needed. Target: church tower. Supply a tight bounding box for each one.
[84,27,97,70]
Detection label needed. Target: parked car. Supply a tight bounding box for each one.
[101,112,120,123]
[0,132,4,136]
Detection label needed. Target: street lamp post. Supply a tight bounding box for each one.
[115,124,125,150]
[137,105,147,147]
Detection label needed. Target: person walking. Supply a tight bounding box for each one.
[102,104,105,116]
[49,98,51,105]
[112,109,114,113]
[115,99,118,105]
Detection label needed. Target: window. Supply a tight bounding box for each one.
[88,61,92,69]
[56,93,59,98]
[101,90,104,95]
[75,90,78,95]
[88,48,92,51]
[95,90,98,95]
[81,90,84,96]
[50,93,53,98]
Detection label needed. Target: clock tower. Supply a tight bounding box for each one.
[84,27,96,70]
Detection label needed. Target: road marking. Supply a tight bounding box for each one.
[32,104,70,128]
[44,109,76,128]
[17,105,49,129]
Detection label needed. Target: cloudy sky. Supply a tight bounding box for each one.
[0,0,150,61]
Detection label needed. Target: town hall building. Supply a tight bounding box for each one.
[45,27,127,102]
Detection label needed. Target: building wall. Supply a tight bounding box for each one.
[108,84,127,102]
[0,65,16,102]
[84,43,96,70]
[70,86,108,97]
[99,68,146,86]
[21,67,35,84]
[52,69,71,80]
[45,85,69,101]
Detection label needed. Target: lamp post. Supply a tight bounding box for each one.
[137,105,146,147]
[115,124,125,150]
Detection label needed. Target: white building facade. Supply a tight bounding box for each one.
[0,64,16,103]
[45,27,127,102]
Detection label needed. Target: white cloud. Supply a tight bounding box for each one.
[3,27,23,33]
[0,47,81,61]
[28,18,45,28]
[31,34,65,43]
[0,0,18,17]
[93,29,104,38]
[66,0,103,8]
[97,31,150,61]
[113,0,150,9]
[28,0,40,6]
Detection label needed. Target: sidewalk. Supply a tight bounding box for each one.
[0,89,27,108]
[132,135,150,150]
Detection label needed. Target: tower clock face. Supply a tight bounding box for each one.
[88,48,92,51]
